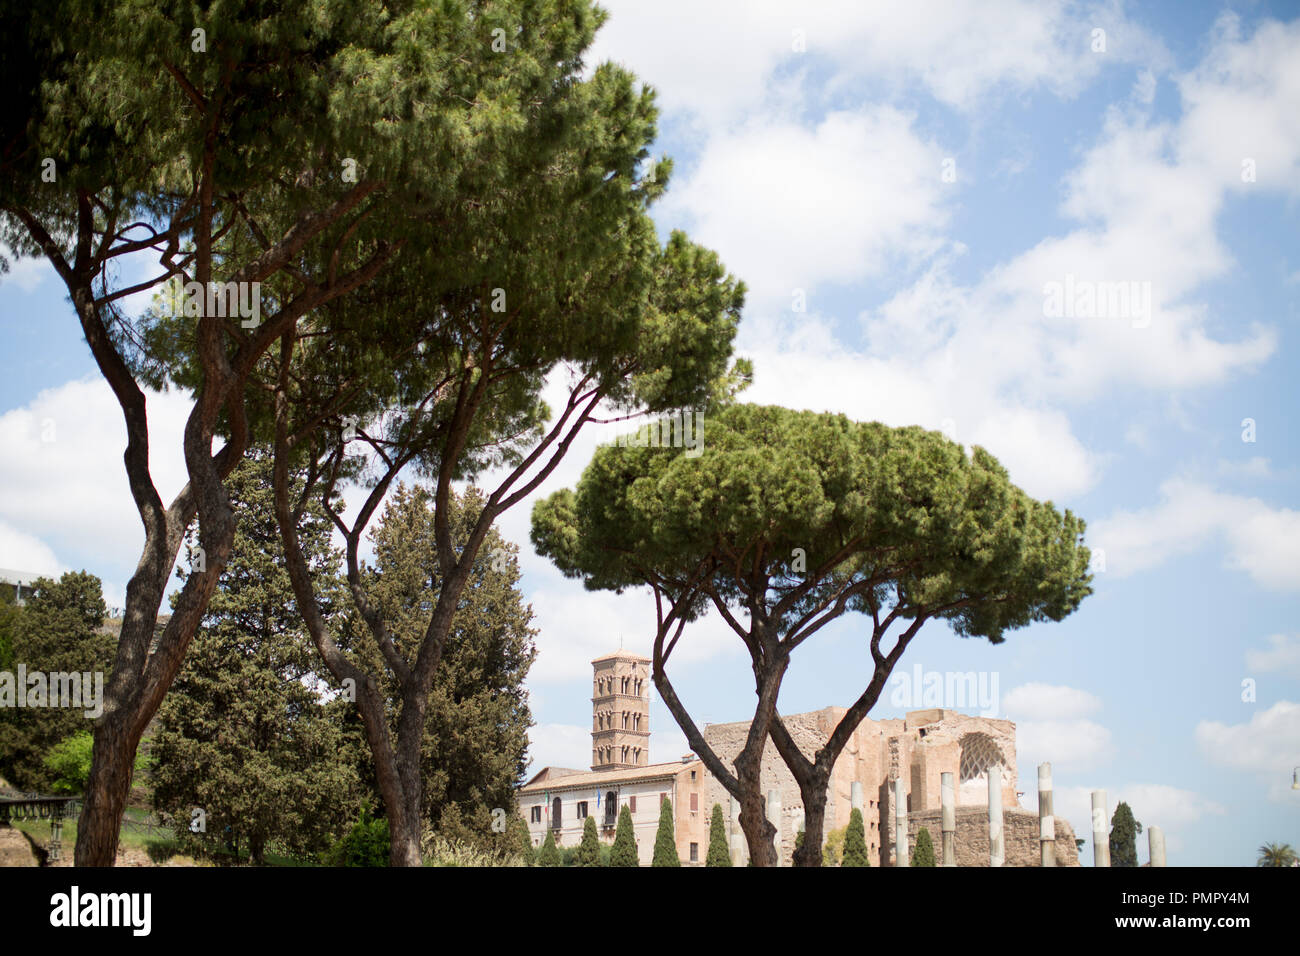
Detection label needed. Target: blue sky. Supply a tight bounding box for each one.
[2,0,1297,865]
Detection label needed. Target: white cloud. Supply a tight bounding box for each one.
[736,314,1102,500]
[0,377,193,602]
[1003,683,1112,771]
[1003,684,1112,772]
[1091,479,1300,589]
[525,571,743,685]
[1245,634,1300,679]
[1016,719,1113,771]
[714,17,1296,508]
[0,256,54,293]
[647,723,691,765]
[660,107,949,300]
[524,723,590,774]
[1003,683,1103,721]
[1175,14,1300,198]
[1123,783,1228,832]
[589,0,1166,124]
[1217,456,1273,480]
[1196,701,1300,784]
[0,521,63,575]
[1133,68,1157,105]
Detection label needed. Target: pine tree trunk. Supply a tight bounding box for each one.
[735,749,777,866]
[74,713,138,866]
[793,779,829,867]
[386,692,429,867]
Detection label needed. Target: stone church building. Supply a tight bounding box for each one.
[517,650,1079,865]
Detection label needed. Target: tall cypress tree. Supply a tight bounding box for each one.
[151,451,362,864]
[706,803,731,866]
[652,798,680,866]
[575,816,602,866]
[610,804,638,866]
[1109,802,1142,867]
[911,827,936,866]
[842,808,870,867]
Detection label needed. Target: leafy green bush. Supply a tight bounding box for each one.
[44,730,148,794]
[324,809,390,867]
[538,828,561,866]
[823,825,847,866]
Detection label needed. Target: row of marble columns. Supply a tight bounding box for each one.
[727,761,1167,867]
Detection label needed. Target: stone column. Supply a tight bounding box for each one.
[729,796,745,866]
[1148,826,1166,867]
[1091,790,1110,867]
[767,789,782,865]
[940,771,956,867]
[1038,762,1055,867]
[894,777,908,866]
[988,766,1004,867]
[851,781,863,815]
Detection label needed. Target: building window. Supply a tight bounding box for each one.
[530,806,542,824]
[577,801,588,819]
[689,793,698,812]
[604,792,617,825]
[690,770,697,781]
[552,796,562,829]
[959,733,1005,783]
[690,842,699,863]
[629,796,636,814]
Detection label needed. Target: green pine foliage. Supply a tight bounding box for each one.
[610,804,638,866]
[531,403,1094,864]
[911,827,936,866]
[842,808,870,867]
[538,828,561,867]
[575,816,603,866]
[706,804,732,866]
[652,798,680,866]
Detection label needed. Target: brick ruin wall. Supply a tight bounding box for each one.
[906,807,1081,867]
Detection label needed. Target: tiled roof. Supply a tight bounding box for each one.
[520,760,698,793]
[591,649,651,663]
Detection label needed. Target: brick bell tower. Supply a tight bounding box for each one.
[591,650,650,770]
